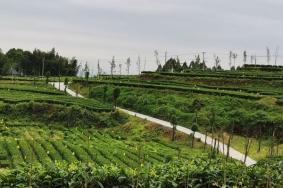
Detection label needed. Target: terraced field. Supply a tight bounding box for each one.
[0,77,281,187]
[0,123,205,168]
[73,72,283,161]
[0,83,112,111]
[0,81,206,169]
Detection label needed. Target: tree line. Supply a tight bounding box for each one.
[156,55,223,73]
[0,48,78,76]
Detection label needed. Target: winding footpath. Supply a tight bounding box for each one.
[52,82,257,166]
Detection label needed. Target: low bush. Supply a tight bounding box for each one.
[0,102,124,128]
[1,157,282,187]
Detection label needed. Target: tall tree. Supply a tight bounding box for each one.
[229,51,233,69]
[266,47,270,65]
[112,87,121,109]
[136,56,141,75]
[208,109,216,152]
[243,51,247,64]
[125,57,131,75]
[45,71,50,85]
[119,64,122,76]
[64,77,69,93]
[103,85,108,102]
[83,62,90,84]
[232,53,237,69]
[110,56,116,77]
[154,50,160,68]
[213,55,221,71]
[192,99,204,124]
[97,60,102,79]
[191,123,199,148]
[170,115,177,142]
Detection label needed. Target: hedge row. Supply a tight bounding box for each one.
[0,124,197,169]
[75,79,262,100]
[0,84,64,95]
[145,71,283,80]
[0,89,112,112]
[1,157,282,187]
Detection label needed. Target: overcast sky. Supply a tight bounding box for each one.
[1,0,283,74]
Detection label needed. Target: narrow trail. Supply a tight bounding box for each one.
[52,82,257,166]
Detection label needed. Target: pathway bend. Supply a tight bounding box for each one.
[52,82,257,166]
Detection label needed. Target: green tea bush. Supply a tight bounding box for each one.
[1,157,282,187]
[0,102,123,128]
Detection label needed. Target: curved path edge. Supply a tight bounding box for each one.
[51,82,256,166]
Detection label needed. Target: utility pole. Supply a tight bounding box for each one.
[232,53,237,68]
[165,50,168,64]
[229,51,233,69]
[154,50,160,66]
[266,47,270,65]
[137,56,141,75]
[275,46,279,66]
[243,51,247,64]
[119,64,122,76]
[125,57,131,75]
[97,60,100,79]
[109,56,116,77]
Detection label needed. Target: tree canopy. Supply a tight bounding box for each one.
[0,48,78,76]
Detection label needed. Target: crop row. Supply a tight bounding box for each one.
[0,126,200,169]
[131,79,283,97]
[1,157,282,187]
[158,71,283,80]
[0,84,64,95]
[75,79,262,100]
[0,89,112,112]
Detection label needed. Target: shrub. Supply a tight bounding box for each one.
[1,157,282,187]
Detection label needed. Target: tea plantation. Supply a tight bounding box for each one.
[0,78,282,187]
[74,71,283,161]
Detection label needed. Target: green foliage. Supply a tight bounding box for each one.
[191,123,199,132]
[0,48,78,76]
[0,84,112,112]
[161,58,182,72]
[189,55,207,70]
[0,122,206,169]
[0,102,120,128]
[64,77,69,86]
[113,87,121,107]
[78,79,262,100]
[1,157,282,187]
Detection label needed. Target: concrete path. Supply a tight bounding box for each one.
[51,82,257,166]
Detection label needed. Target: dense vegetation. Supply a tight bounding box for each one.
[156,55,220,73]
[0,117,206,169]
[73,71,283,160]
[75,78,283,138]
[240,64,283,71]
[0,48,78,76]
[0,83,111,112]
[1,157,282,187]
[0,80,208,177]
[0,72,282,187]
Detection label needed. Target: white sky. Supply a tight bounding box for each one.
[1,0,283,74]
